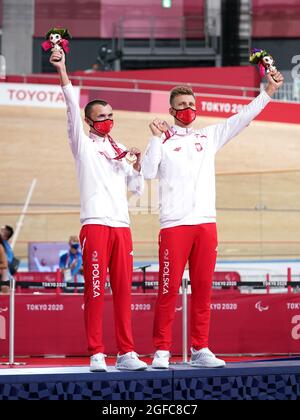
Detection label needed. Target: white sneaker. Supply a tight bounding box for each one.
[115,352,148,371]
[90,353,108,372]
[152,351,171,369]
[190,348,226,368]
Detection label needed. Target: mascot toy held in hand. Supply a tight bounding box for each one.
[249,48,277,79]
[41,28,71,60]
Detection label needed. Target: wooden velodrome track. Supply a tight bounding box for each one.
[0,105,300,260]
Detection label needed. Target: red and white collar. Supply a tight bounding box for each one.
[162,125,195,144]
[89,132,107,143]
[172,125,195,136]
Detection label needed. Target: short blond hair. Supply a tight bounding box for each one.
[169,85,195,105]
[69,235,79,244]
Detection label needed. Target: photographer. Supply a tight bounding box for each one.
[59,236,83,291]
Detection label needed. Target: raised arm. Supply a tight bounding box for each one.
[211,70,284,152]
[50,51,85,156]
[50,50,70,87]
[142,119,164,179]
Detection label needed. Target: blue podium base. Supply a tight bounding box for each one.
[1,359,300,400]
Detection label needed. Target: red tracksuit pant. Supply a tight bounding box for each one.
[153,223,218,351]
[79,224,135,355]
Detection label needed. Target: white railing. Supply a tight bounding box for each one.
[4,73,260,98]
[260,81,300,102]
[3,73,300,102]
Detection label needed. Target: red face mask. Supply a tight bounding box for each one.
[91,119,114,136]
[173,107,197,125]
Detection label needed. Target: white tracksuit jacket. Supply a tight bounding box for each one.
[142,90,272,229]
[62,82,144,227]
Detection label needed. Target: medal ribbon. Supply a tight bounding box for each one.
[98,135,128,161]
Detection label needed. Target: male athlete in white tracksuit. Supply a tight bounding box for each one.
[50,50,147,372]
[142,69,284,369]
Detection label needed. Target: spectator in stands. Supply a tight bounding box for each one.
[59,236,83,288]
[0,225,18,275]
[0,225,14,264]
[143,69,284,370]
[0,235,8,293]
[84,62,102,73]
[50,50,147,373]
